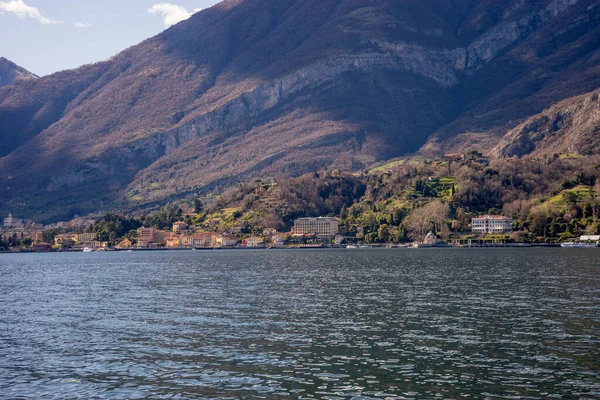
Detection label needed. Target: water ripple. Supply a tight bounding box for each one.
[0,249,599,399]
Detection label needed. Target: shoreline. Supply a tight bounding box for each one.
[1,243,593,254]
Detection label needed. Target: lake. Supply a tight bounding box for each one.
[0,249,599,399]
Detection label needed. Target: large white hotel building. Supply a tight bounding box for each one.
[293,217,339,236]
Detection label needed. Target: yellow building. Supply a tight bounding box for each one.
[117,238,133,249]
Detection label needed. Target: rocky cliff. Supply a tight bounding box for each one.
[1,0,600,221]
[491,89,600,158]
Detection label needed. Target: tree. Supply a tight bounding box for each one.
[563,191,578,206]
[42,228,59,244]
[377,224,391,242]
[340,206,348,221]
[583,203,593,219]
[403,200,449,239]
[194,198,204,214]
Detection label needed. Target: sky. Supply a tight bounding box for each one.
[0,0,221,76]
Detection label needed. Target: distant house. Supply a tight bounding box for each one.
[84,240,108,249]
[179,236,194,247]
[172,222,188,233]
[117,238,133,249]
[272,236,286,247]
[76,232,97,243]
[3,213,15,228]
[423,232,440,245]
[472,215,513,234]
[245,237,264,248]
[230,226,243,234]
[193,233,214,248]
[413,231,443,248]
[215,235,238,248]
[33,243,52,252]
[54,234,77,246]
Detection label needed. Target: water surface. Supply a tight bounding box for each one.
[0,249,599,399]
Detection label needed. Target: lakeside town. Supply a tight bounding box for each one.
[1,211,598,253]
[3,153,600,253]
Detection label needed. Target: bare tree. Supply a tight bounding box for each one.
[403,200,449,239]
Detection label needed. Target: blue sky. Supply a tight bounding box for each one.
[0,0,220,76]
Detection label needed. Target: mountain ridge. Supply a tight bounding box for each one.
[0,57,38,87]
[1,0,600,221]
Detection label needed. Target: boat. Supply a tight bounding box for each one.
[346,244,359,249]
[560,242,596,248]
[82,247,95,252]
[359,245,372,249]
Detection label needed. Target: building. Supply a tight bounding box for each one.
[3,213,14,228]
[33,243,52,252]
[294,217,339,236]
[215,234,238,248]
[245,237,264,248]
[137,228,171,245]
[84,241,108,249]
[413,231,444,248]
[272,235,286,247]
[117,238,133,249]
[580,235,600,242]
[54,234,77,246]
[193,233,214,248]
[138,227,157,244]
[472,215,513,234]
[172,221,188,233]
[179,236,194,247]
[76,233,97,243]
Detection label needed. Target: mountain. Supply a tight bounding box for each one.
[1,0,600,221]
[490,89,600,158]
[0,57,37,87]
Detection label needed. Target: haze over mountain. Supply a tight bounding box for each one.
[1,0,600,221]
[0,57,37,87]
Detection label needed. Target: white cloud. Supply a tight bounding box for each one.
[73,22,91,28]
[0,0,62,25]
[148,3,201,27]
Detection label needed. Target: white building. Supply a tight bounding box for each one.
[294,217,339,236]
[472,215,513,234]
[246,237,264,248]
[215,235,238,248]
[272,235,286,247]
[3,213,14,228]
